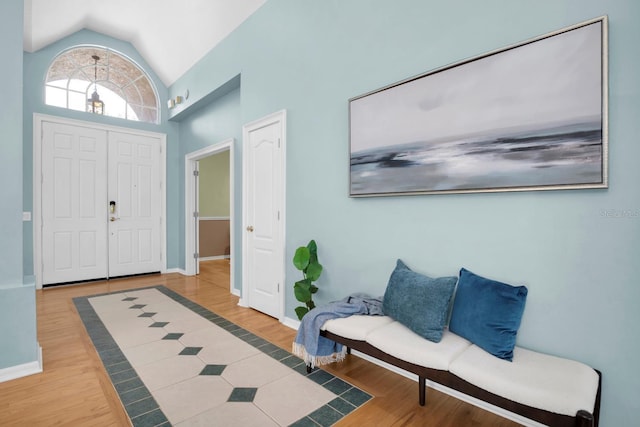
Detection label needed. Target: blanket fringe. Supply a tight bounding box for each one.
[292,342,347,369]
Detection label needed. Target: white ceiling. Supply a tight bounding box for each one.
[24,0,267,86]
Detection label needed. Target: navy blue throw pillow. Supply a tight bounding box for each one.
[382,260,458,343]
[449,268,528,361]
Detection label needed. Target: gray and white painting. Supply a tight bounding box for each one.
[349,20,605,196]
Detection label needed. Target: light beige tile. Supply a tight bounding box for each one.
[135,354,205,391]
[178,326,231,346]
[121,339,184,367]
[222,353,295,388]
[159,311,213,334]
[254,372,335,426]
[92,288,349,427]
[195,333,260,365]
[154,375,232,425]
[124,288,165,300]
[177,402,279,427]
[88,293,129,311]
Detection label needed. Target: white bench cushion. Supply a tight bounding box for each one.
[322,315,394,341]
[366,322,471,370]
[449,345,599,416]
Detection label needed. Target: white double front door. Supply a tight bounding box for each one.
[40,120,163,286]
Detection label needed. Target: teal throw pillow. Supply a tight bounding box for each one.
[382,260,458,343]
[449,268,528,361]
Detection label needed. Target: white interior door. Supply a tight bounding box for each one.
[108,131,162,277]
[243,111,286,318]
[41,122,108,285]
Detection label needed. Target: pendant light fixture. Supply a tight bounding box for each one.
[87,55,104,114]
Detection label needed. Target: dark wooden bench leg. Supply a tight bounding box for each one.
[576,410,595,427]
[347,347,351,355]
[419,376,426,406]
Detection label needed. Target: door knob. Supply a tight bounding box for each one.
[110,217,118,222]
[246,225,254,232]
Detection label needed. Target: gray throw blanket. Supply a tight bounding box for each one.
[292,293,383,368]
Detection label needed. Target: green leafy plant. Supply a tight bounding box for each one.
[293,239,323,320]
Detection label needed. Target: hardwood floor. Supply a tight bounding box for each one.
[0,260,519,426]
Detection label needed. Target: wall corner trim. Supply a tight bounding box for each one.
[0,345,43,383]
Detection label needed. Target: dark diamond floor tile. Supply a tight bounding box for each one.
[138,312,156,318]
[200,364,226,375]
[122,297,137,301]
[129,304,146,309]
[162,332,184,340]
[228,387,257,402]
[179,346,202,356]
[149,322,169,328]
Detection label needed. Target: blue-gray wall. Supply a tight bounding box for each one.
[0,0,38,371]
[175,86,242,286]
[7,0,638,424]
[169,1,639,425]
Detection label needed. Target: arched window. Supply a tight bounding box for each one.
[45,46,159,124]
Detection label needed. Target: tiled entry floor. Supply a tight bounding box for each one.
[74,286,371,426]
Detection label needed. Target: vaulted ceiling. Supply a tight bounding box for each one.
[24,0,267,86]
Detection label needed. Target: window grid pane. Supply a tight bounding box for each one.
[45,46,159,124]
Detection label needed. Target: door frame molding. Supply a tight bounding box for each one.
[240,110,287,320]
[184,138,235,295]
[33,113,167,289]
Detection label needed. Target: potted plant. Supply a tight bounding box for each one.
[292,239,323,320]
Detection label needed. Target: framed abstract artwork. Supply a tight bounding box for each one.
[349,16,608,197]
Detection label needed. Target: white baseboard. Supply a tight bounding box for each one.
[166,268,188,275]
[230,288,241,297]
[0,345,43,383]
[281,316,300,331]
[237,298,249,308]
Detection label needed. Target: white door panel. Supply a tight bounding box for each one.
[243,112,285,318]
[42,122,108,285]
[108,132,162,277]
[40,119,163,286]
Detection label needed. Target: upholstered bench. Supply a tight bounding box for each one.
[321,316,601,427]
[316,260,601,426]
